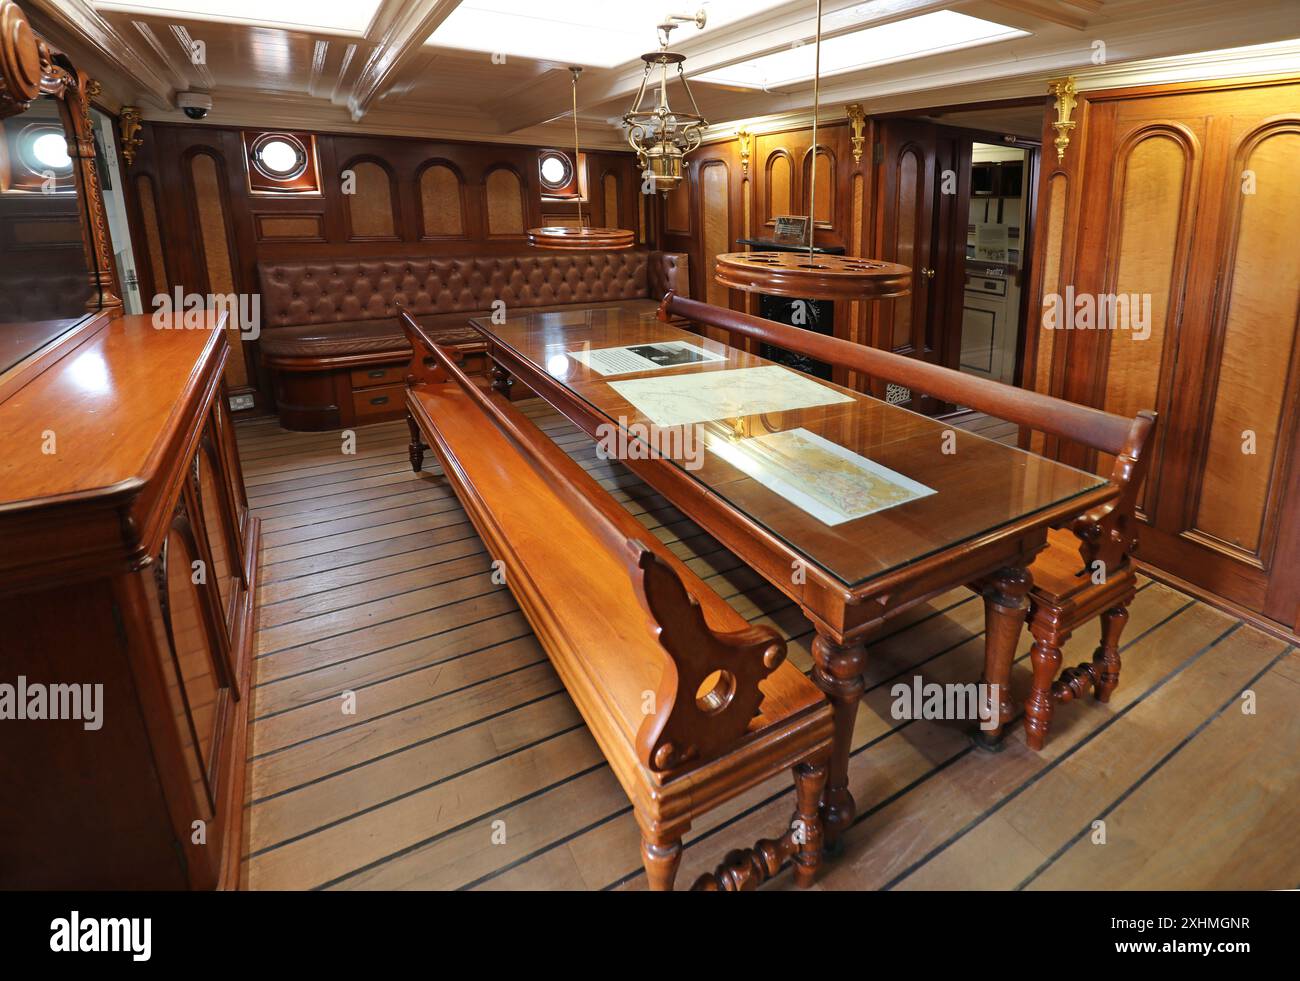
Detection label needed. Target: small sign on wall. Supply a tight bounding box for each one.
[773,215,810,246]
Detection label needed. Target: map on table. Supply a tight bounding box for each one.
[709,427,935,525]
[568,341,725,376]
[608,365,853,426]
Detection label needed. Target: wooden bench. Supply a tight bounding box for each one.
[399,308,834,891]
[658,292,1157,751]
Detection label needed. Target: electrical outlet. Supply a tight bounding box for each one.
[228,393,255,412]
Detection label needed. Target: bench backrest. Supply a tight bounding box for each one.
[400,306,787,774]
[257,251,687,330]
[659,292,1157,573]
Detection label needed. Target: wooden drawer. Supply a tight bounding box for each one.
[351,384,405,421]
[350,364,407,388]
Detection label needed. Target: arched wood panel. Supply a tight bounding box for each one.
[418,161,466,239]
[135,173,168,300]
[765,149,792,225]
[700,160,731,315]
[1191,122,1300,557]
[802,145,835,227]
[484,165,525,237]
[1097,126,1200,501]
[602,171,620,229]
[344,158,398,240]
[889,143,923,350]
[665,169,691,235]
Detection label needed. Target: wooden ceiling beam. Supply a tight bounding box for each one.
[22,0,175,108]
[347,0,462,121]
[986,0,1090,30]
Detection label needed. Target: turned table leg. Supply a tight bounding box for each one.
[641,834,683,892]
[406,412,425,474]
[791,757,829,888]
[1024,628,1064,751]
[1093,605,1128,702]
[811,631,867,848]
[973,566,1032,749]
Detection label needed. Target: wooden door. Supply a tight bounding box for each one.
[1040,78,1300,631]
[872,120,943,412]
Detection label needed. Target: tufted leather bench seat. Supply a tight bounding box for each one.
[257,250,687,430]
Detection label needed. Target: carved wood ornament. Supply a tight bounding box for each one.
[1048,76,1078,164]
[119,105,143,165]
[846,103,866,164]
[0,0,121,309]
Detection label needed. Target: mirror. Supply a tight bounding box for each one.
[0,93,101,375]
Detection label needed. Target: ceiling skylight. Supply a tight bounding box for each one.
[693,11,1029,89]
[425,0,790,69]
[94,1,381,35]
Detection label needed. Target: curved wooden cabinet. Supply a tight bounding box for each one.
[0,312,259,889]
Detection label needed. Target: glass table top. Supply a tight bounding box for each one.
[470,306,1108,589]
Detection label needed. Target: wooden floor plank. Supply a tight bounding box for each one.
[235,410,1297,892]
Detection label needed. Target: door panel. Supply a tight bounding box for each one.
[1190,125,1300,558]
[1039,78,1300,631]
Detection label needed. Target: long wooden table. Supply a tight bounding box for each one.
[469,304,1115,845]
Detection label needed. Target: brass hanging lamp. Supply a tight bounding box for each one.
[622,11,708,196]
[527,67,635,250]
[713,0,912,301]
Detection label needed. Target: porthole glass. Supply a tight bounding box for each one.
[31,132,71,170]
[250,134,308,181]
[18,125,73,177]
[538,150,574,192]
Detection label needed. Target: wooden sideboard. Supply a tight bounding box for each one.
[0,311,259,889]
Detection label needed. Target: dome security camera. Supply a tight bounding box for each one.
[176,91,213,120]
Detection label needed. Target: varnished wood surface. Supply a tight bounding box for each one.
[237,408,1299,890]
[470,304,1109,591]
[0,312,225,504]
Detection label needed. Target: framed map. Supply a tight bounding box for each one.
[608,365,853,426]
[710,427,935,525]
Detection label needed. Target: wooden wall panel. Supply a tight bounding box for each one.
[1193,126,1300,555]
[135,174,168,299]
[666,169,691,234]
[419,163,464,238]
[804,147,834,226]
[189,152,246,388]
[890,146,921,350]
[1022,75,1300,633]
[602,172,619,229]
[765,149,792,225]
[1100,131,1193,472]
[255,213,325,242]
[129,121,641,407]
[346,160,397,240]
[484,167,525,236]
[700,161,731,316]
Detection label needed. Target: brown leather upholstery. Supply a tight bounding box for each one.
[259,299,658,360]
[257,250,688,363]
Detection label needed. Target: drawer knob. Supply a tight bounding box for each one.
[368,369,386,378]
[369,395,389,406]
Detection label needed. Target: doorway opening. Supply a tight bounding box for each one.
[961,142,1028,386]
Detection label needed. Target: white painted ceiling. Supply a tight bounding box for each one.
[28,0,1300,147]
